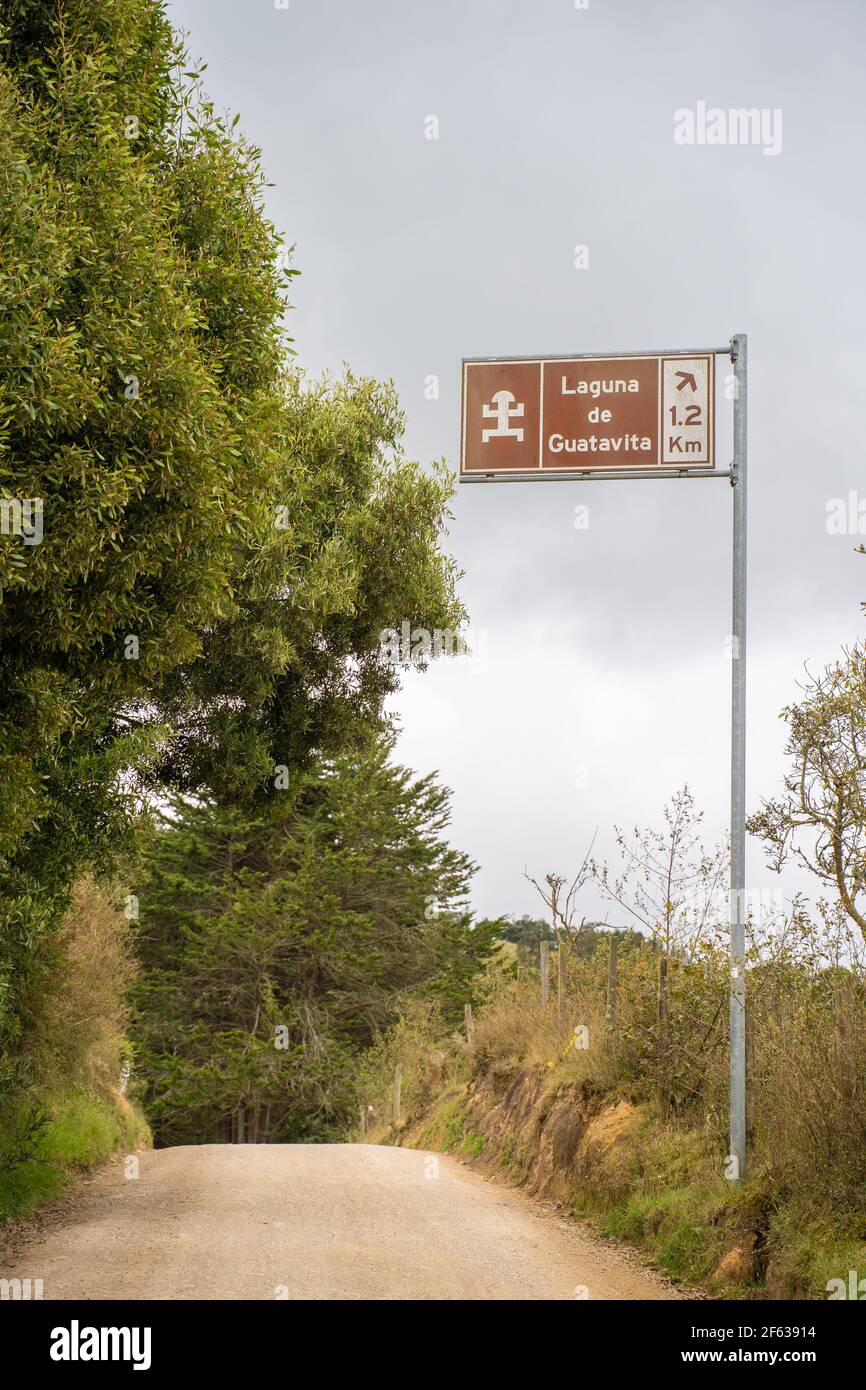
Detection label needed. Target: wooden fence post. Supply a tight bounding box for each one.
[464,1002,475,1045]
[606,936,619,1030]
[657,950,669,1024]
[539,939,550,1011]
[657,950,669,1109]
[558,939,567,1028]
[393,1063,402,1126]
[359,1103,367,1138]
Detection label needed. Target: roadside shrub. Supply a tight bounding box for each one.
[27,879,137,1097]
[386,927,866,1237]
[354,1001,469,1142]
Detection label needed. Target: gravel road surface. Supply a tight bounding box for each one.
[1,1143,683,1300]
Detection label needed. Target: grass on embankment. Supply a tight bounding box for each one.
[1,879,152,1227]
[0,1089,151,1223]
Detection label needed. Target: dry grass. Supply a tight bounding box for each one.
[0,879,149,1223]
[28,878,137,1096]
[355,935,866,1294]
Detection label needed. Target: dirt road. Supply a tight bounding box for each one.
[2,1143,682,1300]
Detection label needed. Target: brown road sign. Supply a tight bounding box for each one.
[460,352,714,477]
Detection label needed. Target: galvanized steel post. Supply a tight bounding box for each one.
[729,332,748,1183]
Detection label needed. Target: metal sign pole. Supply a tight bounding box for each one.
[729,332,748,1182]
[457,334,749,1183]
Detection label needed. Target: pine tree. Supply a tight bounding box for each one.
[133,742,497,1143]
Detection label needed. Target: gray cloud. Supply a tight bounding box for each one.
[170,0,866,921]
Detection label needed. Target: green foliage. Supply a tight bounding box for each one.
[0,0,287,1100]
[748,643,866,945]
[353,1004,473,1143]
[380,789,866,1296]
[132,742,497,1144]
[0,1090,150,1222]
[497,916,554,964]
[0,879,149,1222]
[395,924,866,1295]
[150,371,464,802]
[0,0,463,1125]
[434,1093,471,1152]
[497,915,641,967]
[459,1129,486,1157]
[0,876,137,1137]
[32,1091,147,1169]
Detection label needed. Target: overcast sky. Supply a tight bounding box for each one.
[169,0,866,923]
